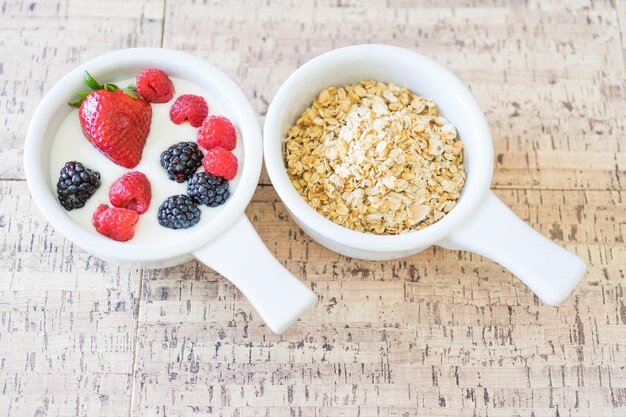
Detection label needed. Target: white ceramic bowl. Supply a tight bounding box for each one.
[264,44,586,305]
[25,48,315,333]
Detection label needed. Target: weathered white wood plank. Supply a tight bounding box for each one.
[131,186,626,416]
[0,2,163,413]
[617,0,626,63]
[0,0,164,180]
[162,0,625,190]
[0,181,142,417]
[3,0,626,416]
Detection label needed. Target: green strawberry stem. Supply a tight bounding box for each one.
[122,85,139,99]
[67,71,142,108]
[84,71,104,90]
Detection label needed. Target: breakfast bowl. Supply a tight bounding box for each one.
[24,48,315,334]
[264,44,586,305]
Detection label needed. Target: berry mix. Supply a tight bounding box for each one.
[56,69,239,241]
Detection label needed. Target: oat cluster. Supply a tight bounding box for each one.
[284,81,466,234]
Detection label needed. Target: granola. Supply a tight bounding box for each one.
[284,81,466,234]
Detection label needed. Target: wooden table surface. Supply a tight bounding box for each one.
[2,1,626,416]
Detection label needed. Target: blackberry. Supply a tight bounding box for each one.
[157,195,201,229]
[56,161,101,210]
[187,172,230,207]
[160,141,203,182]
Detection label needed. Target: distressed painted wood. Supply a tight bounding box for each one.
[1,0,626,416]
[131,186,626,416]
[163,0,625,190]
[0,0,162,416]
[0,181,142,417]
[619,0,626,64]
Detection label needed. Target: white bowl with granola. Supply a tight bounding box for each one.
[264,44,586,305]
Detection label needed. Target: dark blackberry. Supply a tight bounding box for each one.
[160,141,203,182]
[187,172,230,207]
[157,195,201,229]
[56,161,101,210]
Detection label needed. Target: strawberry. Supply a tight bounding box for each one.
[109,171,152,214]
[69,72,152,169]
[92,204,139,242]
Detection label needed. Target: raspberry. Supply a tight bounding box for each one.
[157,195,201,230]
[92,204,139,242]
[170,94,208,128]
[109,172,152,214]
[187,172,230,207]
[202,147,238,180]
[56,161,101,211]
[136,69,174,103]
[197,115,237,151]
[160,141,204,182]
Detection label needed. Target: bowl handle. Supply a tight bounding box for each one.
[439,191,586,305]
[193,215,316,333]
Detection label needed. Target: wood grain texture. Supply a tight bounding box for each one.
[0,1,161,415]
[0,0,163,180]
[0,181,142,417]
[131,186,626,416]
[619,0,626,63]
[1,0,626,416]
[163,0,625,190]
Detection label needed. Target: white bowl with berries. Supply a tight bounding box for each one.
[25,48,315,334]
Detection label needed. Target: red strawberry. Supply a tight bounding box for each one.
[92,204,139,242]
[170,94,208,128]
[109,172,152,214]
[197,115,237,151]
[136,69,175,103]
[202,147,238,180]
[70,72,152,169]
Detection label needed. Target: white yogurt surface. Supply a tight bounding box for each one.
[49,77,243,244]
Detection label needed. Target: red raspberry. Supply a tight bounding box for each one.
[136,69,174,103]
[92,204,139,242]
[202,147,238,180]
[93,204,108,221]
[197,115,237,151]
[169,95,208,128]
[109,171,152,214]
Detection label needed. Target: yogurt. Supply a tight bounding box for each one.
[49,77,243,244]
